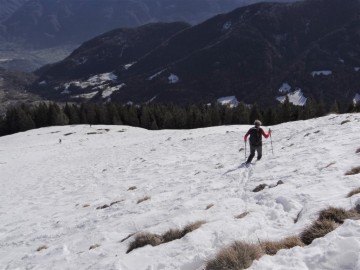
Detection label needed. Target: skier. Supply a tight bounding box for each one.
[244,120,271,164]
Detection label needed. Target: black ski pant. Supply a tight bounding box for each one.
[246,144,262,164]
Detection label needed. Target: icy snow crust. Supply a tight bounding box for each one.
[1,114,360,270]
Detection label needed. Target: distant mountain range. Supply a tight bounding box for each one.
[0,0,297,72]
[1,0,295,48]
[0,0,28,22]
[32,0,360,107]
[0,67,38,114]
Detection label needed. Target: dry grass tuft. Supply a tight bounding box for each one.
[89,244,100,250]
[126,233,163,253]
[346,209,360,220]
[235,211,249,219]
[253,184,267,192]
[110,200,122,206]
[182,220,206,234]
[162,229,184,242]
[206,204,214,210]
[318,207,353,224]
[137,196,151,204]
[261,236,304,255]
[96,204,109,209]
[205,241,263,270]
[120,233,135,243]
[128,186,137,191]
[345,166,360,176]
[36,245,48,252]
[127,220,206,253]
[83,204,90,208]
[300,219,339,245]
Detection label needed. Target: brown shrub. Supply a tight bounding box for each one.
[253,184,267,192]
[206,204,214,210]
[137,196,151,204]
[318,207,352,224]
[347,209,360,220]
[120,233,135,243]
[126,233,163,253]
[235,212,249,219]
[182,220,206,235]
[162,229,184,242]
[96,204,109,209]
[110,200,122,206]
[300,219,339,245]
[127,220,206,253]
[205,241,263,270]
[36,245,48,252]
[89,244,100,250]
[261,236,304,255]
[345,166,360,176]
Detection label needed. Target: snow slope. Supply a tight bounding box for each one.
[1,113,360,270]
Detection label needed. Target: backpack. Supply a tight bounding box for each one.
[249,127,262,146]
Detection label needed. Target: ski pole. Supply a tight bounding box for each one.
[269,128,274,155]
[245,140,247,161]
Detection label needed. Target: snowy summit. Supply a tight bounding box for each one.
[1,114,360,269]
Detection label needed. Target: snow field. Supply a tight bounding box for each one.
[0,113,360,269]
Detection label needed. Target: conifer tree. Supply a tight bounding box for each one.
[64,103,80,125]
[140,106,152,129]
[264,108,276,126]
[329,100,340,114]
[124,106,140,126]
[150,119,159,130]
[49,103,69,126]
[107,103,122,125]
[223,107,233,125]
[210,104,221,126]
[33,102,49,127]
[249,103,262,124]
[163,111,174,129]
[316,100,326,117]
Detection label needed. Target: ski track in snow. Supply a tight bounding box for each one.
[1,114,360,269]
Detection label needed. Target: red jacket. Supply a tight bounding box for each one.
[244,127,271,142]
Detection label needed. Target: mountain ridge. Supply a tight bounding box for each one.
[33,0,360,106]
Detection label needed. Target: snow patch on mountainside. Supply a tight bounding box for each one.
[278,82,292,93]
[222,21,232,31]
[88,72,117,83]
[277,88,307,106]
[148,69,166,80]
[217,96,239,107]
[168,73,179,84]
[72,91,98,99]
[354,93,360,105]
[311,70,332,77]
[102,83,126,98]
[124,62,136,70]
[61,72,121,98]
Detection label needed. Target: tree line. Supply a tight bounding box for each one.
[0,98,359,136]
